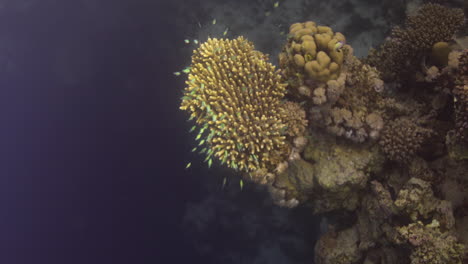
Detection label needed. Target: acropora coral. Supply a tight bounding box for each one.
[180,37,292,173]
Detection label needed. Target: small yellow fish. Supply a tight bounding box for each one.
[212,19,216,25]
[223,28,229,36]
[185,162,192,169]
[274,2,279,8]
[173,72,181,76]
[222,177,227,189]
[240,179,244,190]
[184,39,190,44]
[194,39,199,44]
[334,41,344,51]
[182,67,191,74]
[208,158,212,168]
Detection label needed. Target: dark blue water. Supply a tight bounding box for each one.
[0,1,201,263]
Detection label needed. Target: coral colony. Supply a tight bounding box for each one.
[179,3,467,264]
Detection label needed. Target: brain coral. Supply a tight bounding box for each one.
[179,37,290,172]
[366,3,464,82]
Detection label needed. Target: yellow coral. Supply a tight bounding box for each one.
[180,37,290,172]
[283,21,347,83]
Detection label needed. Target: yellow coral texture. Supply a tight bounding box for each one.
[180,37,289,172]
[287,21,346,82]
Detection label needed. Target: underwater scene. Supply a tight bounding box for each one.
[175,0,468,263]
[1,0,467,263]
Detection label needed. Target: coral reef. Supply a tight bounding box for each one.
[395,221,465,264]
[366,3,464,82]
[279,22,387,143]
[178,2,468,263]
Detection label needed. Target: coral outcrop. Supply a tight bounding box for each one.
[366,3,464,82]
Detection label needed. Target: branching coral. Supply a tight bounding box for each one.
[180,37,291,172]
[366,3,464,82]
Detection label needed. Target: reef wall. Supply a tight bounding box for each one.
[179,2,468,263]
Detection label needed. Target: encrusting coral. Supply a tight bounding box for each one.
[180,37,292,172]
